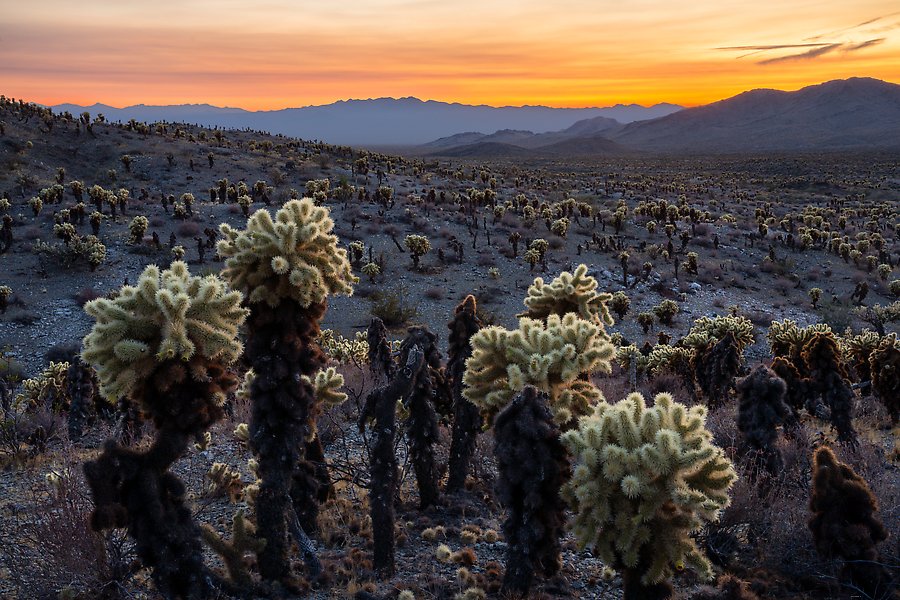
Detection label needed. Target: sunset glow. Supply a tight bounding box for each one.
[3,0,899,109]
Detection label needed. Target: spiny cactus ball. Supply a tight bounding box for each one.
[561,392,736,585]
[217,198,356,307]
[81,261,248,403]
[519,263,613,329]
[463,313,614,425]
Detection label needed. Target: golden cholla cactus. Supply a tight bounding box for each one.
[682,315,755,354]
[217,198,355,307]
[519,263,613,329]
[15,361,69,411]
[81,261,248,403]
[463,313,614,425]
[841,329,883,381]
[319,329,371,364]
[766,319,833,364]
[615,345,647,374]
[561,392,736,587]
[646,345,694,377]
[305,367,346,408]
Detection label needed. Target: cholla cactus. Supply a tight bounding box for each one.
[809,446,890,596]
[653,300,679,326]
[691,331,743,409]
[803,332,857,444]
[463,313,614,426]
[205,462,244,502]
[319,329,370,364]
[15,361,70,411]
[808,287,822,309]
[550,217,569,237]
[348,240,365,265]
[217,198,354,581]
[766,319,833,371]
[82,261,246,407]
[217,198,355,308]
[561,392,736,599]
[869,334,899,423]
[361,261,381,282]
[841,329,882,381]
[610,291,630,321]
[683,315,754,354]
[405,234,431,269]
[28,196,42,217]
[735,365,791,474]
[128,215,149,244]
[447,295,484,492]
[81,262,246,599]
[201,510,266,589]
[0,285,11,314]
[519,263,613,329]
[494,386,569,595]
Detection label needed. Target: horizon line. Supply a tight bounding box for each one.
[14,75,896,114]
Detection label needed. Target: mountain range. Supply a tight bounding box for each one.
[50,98,681,147]
[419,78,900,156]
[50,78,900,153]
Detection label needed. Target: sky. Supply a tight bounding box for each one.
[2,0,899,109]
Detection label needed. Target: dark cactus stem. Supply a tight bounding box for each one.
[693,331,741,409]
[494,386,569,596]
[736,364,790,476]
[367,317,395,381]
[770,356,810,429]
[116,396,144,445]
[84,361,233,600]
[399,326,443,509]
[809,446,890,597]
[360,345,425,577]
[245,299,326,582]
[870,339,899,424]
[66,357,97,441]
[446,295,483,493]
[802,333,858,446]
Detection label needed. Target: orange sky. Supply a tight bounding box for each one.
[2,0,899,109]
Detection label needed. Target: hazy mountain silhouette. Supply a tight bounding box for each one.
[612,77,900,152]
[51,97,681,146]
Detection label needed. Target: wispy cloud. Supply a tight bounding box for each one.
[757,44,843,64]
[805,11,900,40]
[843,37,886,51]
[715,43,832,59]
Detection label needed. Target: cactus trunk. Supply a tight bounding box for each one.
[246,299,326,582]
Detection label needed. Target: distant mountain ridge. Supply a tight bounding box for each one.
[418,78,900,156]
[611,77,900,152]
[50,97,682,146]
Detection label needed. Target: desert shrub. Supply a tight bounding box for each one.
[371,285,419,328]
[0,466,135,598]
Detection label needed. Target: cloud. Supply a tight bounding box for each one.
[842,37,886,51]
[806,11,900,41]
[757,44,842,65]
[715,43,833,59]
